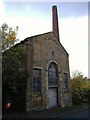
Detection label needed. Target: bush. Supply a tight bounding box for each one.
[70,71,90,105]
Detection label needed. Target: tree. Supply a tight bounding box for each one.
[2,45,27,113]
[0,23,18,51]
[70,71,90,105]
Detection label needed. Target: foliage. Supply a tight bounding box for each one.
[2,44,27,113]
[70,71,90,105]
[0,23,18,51]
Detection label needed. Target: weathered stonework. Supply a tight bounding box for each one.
[24,32,72,111]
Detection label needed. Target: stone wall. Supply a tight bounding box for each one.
[25,32,72,111]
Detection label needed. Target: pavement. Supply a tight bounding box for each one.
[1,104,89,119]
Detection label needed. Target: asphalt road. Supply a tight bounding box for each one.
[64,106,88,118]
[2,104,89,119]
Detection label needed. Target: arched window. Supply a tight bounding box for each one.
[48,62,58,85]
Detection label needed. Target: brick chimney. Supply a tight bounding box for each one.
[52,5,60,42]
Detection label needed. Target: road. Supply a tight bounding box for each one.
[2,104,89,119]
[64,106,88,118]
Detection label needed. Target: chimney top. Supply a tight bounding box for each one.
[52,5,57,9]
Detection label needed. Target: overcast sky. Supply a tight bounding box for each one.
[0,1,89,78]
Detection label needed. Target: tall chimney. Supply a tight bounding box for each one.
[52,5,60,42]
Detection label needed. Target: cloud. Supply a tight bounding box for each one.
[59,16,88,77]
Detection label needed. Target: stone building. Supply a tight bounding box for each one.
[2,5,72,113]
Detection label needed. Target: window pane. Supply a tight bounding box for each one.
[33,85,37,92]
[48,63,58,85]
[64,73,68,89]
[33,77,36,84]
[49,71,56,77]
[48,71,52,77]
[48,77,58,85]
[37,85,40,92]
[33,68,41,93]
[49,66,55,72]
[33,69,37,76]
[36,70,41,76]
[37,77,40,84]
[64,73,68,83]
[33,69,41,76]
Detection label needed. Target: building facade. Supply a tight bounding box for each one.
[2,5,72,113]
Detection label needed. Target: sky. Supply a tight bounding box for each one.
[0,0,89,78]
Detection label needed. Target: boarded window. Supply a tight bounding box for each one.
[33,69,41,93]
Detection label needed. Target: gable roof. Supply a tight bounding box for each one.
[3,31,69,56]
[17,31,69,55]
